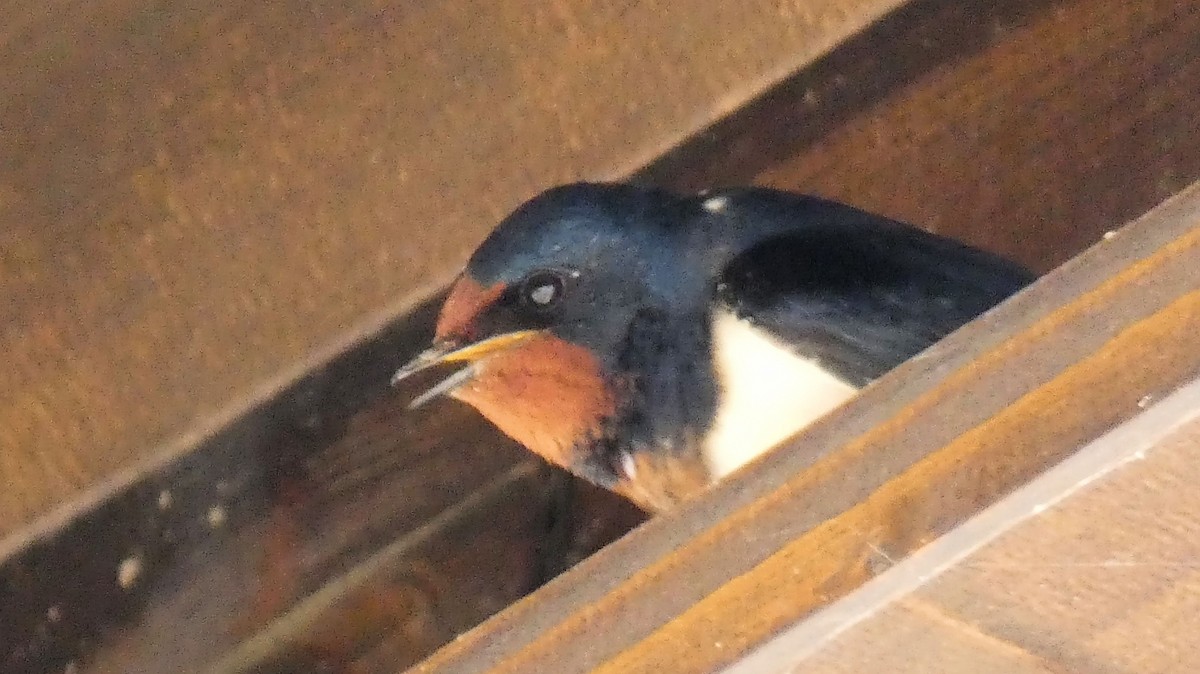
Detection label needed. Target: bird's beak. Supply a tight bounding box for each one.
[391,330,541,409]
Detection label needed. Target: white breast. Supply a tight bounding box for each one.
[702,309,859,479]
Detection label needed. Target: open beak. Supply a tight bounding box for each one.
[391,330,540,409]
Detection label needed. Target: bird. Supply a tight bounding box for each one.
[391,183,1034,512]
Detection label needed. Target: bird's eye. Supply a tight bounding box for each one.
[520,270,566,309]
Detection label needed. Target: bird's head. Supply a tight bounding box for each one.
[392,183,704,487]
[393,182,1036,511]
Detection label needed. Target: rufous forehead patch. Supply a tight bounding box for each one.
[435,275,507,342]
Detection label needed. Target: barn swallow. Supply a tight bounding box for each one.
[392,183,1033,512]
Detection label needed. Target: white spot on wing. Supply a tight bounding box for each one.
[703,195,729,213]
[117,555,143,589]
[703,310,858,478]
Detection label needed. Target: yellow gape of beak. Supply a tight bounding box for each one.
[390,330,541,409]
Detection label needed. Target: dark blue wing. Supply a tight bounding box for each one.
[714,205,1034,387]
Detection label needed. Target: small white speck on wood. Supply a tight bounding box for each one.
[117,556,143,589]
[207,505,227,528]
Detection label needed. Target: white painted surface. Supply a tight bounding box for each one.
[703,309,858,478]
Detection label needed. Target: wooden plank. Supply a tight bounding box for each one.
[0,0,908,541]
[220,0,1200,667]
[0,303,542,673]
[399,0,1200,669]
[917,396,1200,674]
[643,0,1200,273]
[5,0,1199,671]
[208,461,546,674]
[408,180,1200,673]
[751,379,1200,673]
[0,295,644,673]
[3,1,916,670]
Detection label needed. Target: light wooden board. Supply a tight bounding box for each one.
[759,385,1200,674]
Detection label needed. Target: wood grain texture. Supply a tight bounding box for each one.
[0,0,909,539]
[408,180,1200,673]
[799,597,1065,674]
[401,0,1200,669]
[919,413,1200,674]
[216,0,1200,668]
[5,0,1199,671]
[753,0,1200,272]
[792,399,1200,674]
[644,0,1200,273]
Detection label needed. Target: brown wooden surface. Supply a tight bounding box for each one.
[408,180,1200,673]
[400,1,1200,670]
[123,0,1200,671]
[757,381,1200,673]
[4,0,1199,672]
[242,0,1199,669]
[0,0,908,541]
[644,0,1200,274]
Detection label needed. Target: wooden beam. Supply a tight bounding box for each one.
[644,0,1200,274]
[408,181,1200,673]
[6,0,1199,671]
[729,375,1200,673]
[0,0,908,541]
[219,0,1200,668]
